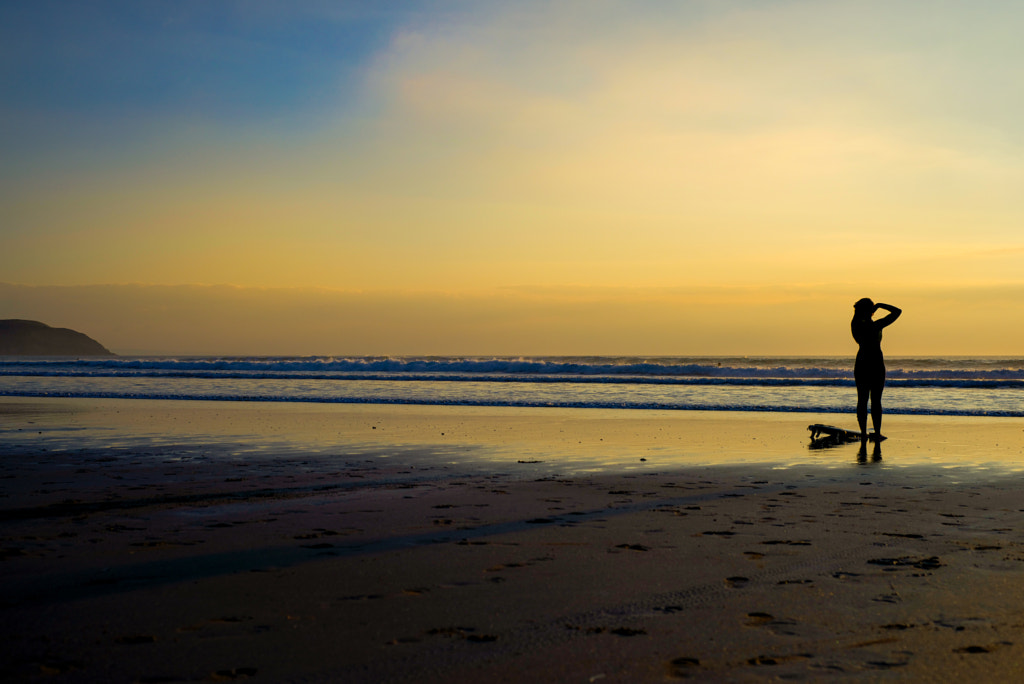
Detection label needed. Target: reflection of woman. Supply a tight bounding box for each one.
[851,298,901,439]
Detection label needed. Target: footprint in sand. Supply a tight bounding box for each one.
[211,667,258,680]
[337,593,386,602]
[745,612,800,635]
[832,570,862,580]
[609,627,647,637]
[655,605,685,614]
[424,626,499,643]
[867,556,942,570]
[954,645,990,654]
[745,612,774,626]
[300,542,335,550]
[953,642,1012,654]
[485,562,525,572]
[0,546,26,560]
[293,529,341,540]
[747,653,813,666]
[865,660,909,670]
[37,660,82,676]
[666,656,701,677]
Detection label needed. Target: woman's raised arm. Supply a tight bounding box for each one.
[874,303,902,328]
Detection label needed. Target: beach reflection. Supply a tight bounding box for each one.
[5,398,1024,479]
[807,434,855,450]
[806,430,883,464]
[857,440,883,465]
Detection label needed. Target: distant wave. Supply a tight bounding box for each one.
[3,355,1023,418]
[2,356,850,377]
[3,355,1024,388]
[3,370,1024,389]
[3,388,1023,417]
[0,387,1019,419]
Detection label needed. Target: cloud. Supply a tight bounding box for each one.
[348,0,1024,241]
[4,1,1024,299]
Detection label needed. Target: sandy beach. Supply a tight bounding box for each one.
[4,398,1024,682]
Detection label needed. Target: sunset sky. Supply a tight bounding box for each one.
[3,1,1024,355]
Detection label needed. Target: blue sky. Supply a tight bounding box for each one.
[0,1,403,150]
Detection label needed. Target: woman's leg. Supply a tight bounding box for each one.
[870,384,884,436]
[855,381,869,435]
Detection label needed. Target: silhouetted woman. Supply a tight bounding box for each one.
[851,298,901,439]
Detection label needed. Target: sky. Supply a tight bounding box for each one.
[2,0,1024,355]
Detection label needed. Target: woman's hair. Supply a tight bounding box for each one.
[853,297,874,312]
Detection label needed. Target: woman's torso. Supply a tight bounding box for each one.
[852,318,883,363]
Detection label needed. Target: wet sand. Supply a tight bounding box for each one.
[4,398,1024,682]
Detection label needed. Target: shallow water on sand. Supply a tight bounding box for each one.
[4,398,1024,482]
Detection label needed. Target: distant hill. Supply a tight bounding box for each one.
[0,319,114,356]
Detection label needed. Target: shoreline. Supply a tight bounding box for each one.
[4,398,1024,681]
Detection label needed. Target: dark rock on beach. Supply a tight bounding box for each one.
[0,319,114,356]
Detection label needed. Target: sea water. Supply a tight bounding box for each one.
[1,355,1023,417]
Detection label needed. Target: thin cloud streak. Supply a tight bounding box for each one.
[3,282,1023,356]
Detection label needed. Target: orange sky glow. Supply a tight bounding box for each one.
[3,2,1024,355]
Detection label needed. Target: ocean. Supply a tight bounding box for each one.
[1,355,1023,417]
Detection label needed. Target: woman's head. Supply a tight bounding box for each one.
[853,298,875,318]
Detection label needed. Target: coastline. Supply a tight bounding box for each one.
[4,398,1024,681]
